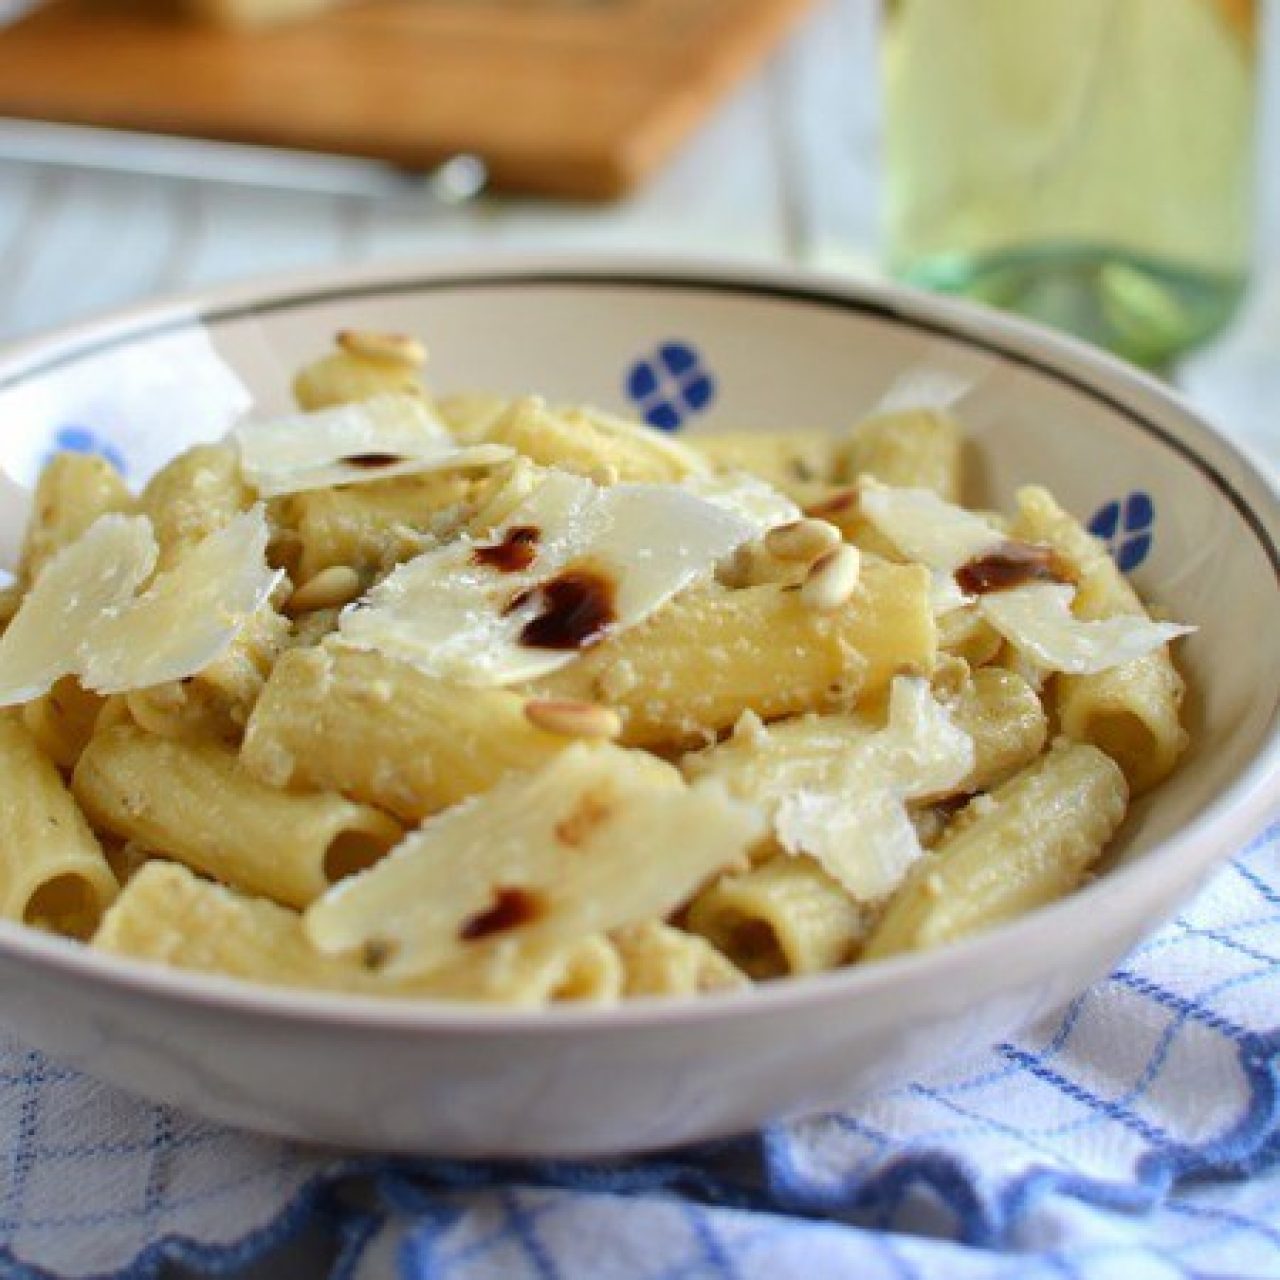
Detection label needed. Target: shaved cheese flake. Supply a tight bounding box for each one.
[338,470,756,685]
[0,515,157,706]
[304,743,761,979]
[234,393,512,496]
[979,583,1194,675]
[782,678,972,898]
[691,677,973,900]
[684,710,869,821]
[776,787,920,901]
[860,483,1003,571]
[681,469,801,532]
[0,508,286,705]
[82,507,283,694]
[929,570,969,616]
[873,676,977,800]
[0,467,32,574]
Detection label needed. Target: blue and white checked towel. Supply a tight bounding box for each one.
[2,820,1279,1280]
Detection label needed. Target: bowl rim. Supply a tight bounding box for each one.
[0,250,1277,1036]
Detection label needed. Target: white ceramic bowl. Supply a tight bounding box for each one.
[0,257,1276,1157]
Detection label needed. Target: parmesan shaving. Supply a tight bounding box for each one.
[338,470,757,686]
[779,678,973,899]
[0,467,32,574]
[680,470,801,532]
[978,583,1195,675]
[234,393,513,497]
[82,507,283,694]
[690,677,974,901]
[0,508,286,705]
[304,743,761,979]
[863,676,978,801]
[929,570,970,616]
[860,483,1004,571]
[0,515,157,706]
[776,787,921,901]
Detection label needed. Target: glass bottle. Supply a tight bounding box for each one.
[883,0,1258,370]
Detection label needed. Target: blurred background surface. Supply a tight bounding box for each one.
[0,0,1275,470]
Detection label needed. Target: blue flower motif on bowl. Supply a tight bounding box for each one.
[624,341,716,431]
[47,425,127,476]
[1088,491,1155,573]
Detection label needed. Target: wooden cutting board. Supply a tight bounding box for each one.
[0,0,813,199]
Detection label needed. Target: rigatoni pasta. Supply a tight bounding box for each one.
[612,921,748,997]
[685,853,868,978]
[131,449,283,742]
[97,861,623,1005]
[863,741,1128,958]
[139,443,253,571]
[270,470,475,582]
[241,646,568,820]
[835,407,964,502]
[19,451,134,586]
[74,725,401,908]
[292,331,429,412]
[481,396,706,484]
[22,677,104,770]
[1011,486,1189,792]
[0,326,1193,1005]
[695,429,837,505]
[947,668,1049,792]
[0,711,117,938]
[531,564,936,749]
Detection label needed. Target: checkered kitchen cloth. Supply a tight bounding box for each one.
[2,820,1279,1280]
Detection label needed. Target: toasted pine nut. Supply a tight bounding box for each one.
[720,541,809,589]
[336,330,427,368]
[804,487,859,519]
[929,653,970,700]
[717,543,756,588]
[764,518,842,563]
[288,565,363,613]
[800,544,862,611]
[589,463,621,487]
[524,699,623,740]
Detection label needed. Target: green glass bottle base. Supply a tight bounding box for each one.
[899,246,1246,371]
